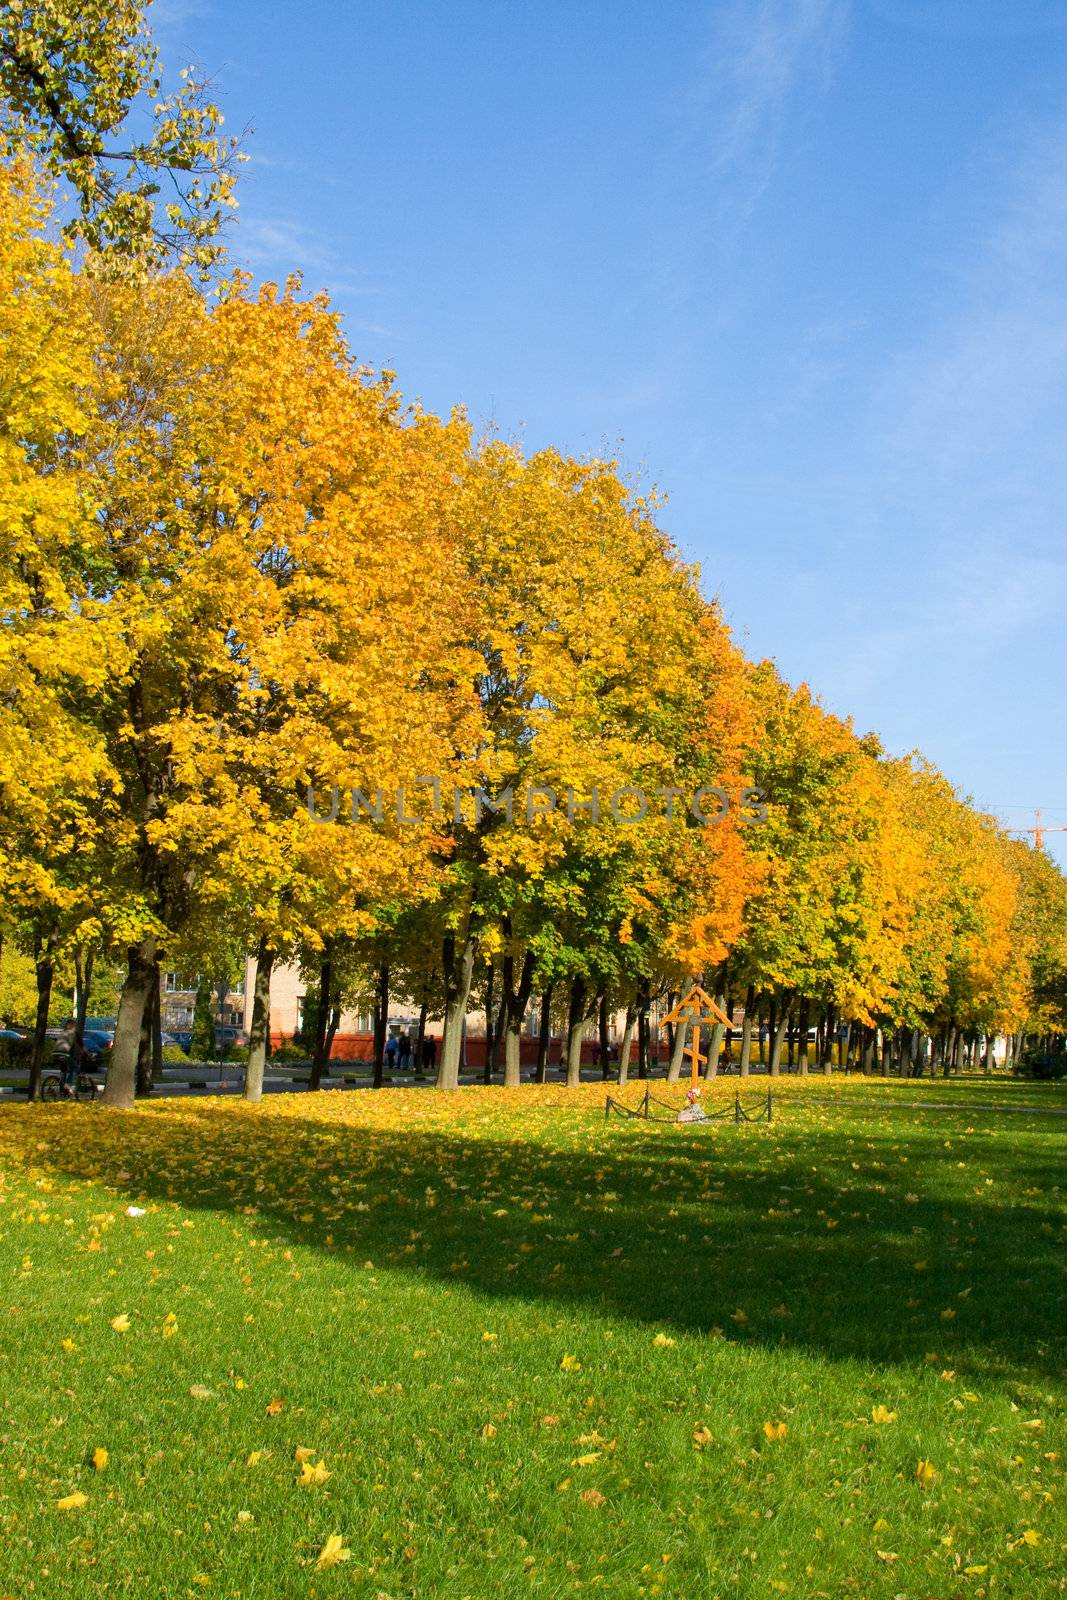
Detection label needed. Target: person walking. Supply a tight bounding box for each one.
[397,1032,411,1071]
[384,1033,398,1072]
[423,1034,437,1071]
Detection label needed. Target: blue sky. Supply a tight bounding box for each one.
[157,0,1067,866]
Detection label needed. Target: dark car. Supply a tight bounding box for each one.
[80,1029,114,1070]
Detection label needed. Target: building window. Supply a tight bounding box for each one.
[165,972,178,992]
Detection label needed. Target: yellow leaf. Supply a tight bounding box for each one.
[265,1398,284,1416]
[161,1311,178,1338]
[294,1446,316,1463]
[315,1534,351,1570]
[298,1458,331,1487]
[560,1353,582,1372]
[870,1405,897,1425]
[652,1332,675,1347]
[110,1313,130,1333]
[916,1458,938,1489]
[56,1491,88,1511]
[91,1448,108,1472]
[762,1420,788,1442]
[61,1338,77,1353]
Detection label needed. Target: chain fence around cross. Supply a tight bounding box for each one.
[604,1088,773,1125]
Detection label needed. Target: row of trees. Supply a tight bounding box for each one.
[1,2,1065,1106]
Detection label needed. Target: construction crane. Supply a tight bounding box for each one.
[1013,808,1067,850]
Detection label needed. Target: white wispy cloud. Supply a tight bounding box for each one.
[679,0,850,230]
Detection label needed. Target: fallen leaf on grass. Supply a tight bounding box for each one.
[91,1448,108,1472]
[763,1420,788,1442]
[56,1491,88,1511]
[315,1535,351,1570]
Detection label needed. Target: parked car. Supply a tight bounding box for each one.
[79,1029,114,1070]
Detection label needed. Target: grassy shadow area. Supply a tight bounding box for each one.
[5,1087,1064,1381]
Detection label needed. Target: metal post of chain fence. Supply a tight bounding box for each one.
[767,1088,772,1122]
[734,1094,740,1124]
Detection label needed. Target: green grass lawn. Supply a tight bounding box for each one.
[1,1078,1064,1599]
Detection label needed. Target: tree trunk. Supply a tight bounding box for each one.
[502,948,535,1088]
[28,934,56,1102]
[862,1026,877,1074]
[372,961,389,1089]
[135,969,155,1098]
[245,939,274,1103]
[136,960,161,1097]
[438,930,477,1090]
[410,996,426,1073]
[483,962,496,1085]
[308,942,334,1092]
[535,984,553,1084]
[73,945,95,1063]
[769,999,790,1077]
[104,936,158,1107]
[738,983,756,1077]
[706,992,729,1080]
[617,1003,636,1085]
[636,977,651,1079]
[818,1005,832,1072]
[565,975,587,1088]
[598,994,611,1081]
[666,995,688,1082]
[153,974,163,1080]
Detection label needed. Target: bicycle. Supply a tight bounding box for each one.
[41,1070,98,1102]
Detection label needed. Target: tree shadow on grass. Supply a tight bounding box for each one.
[8,1101,1065,1385]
